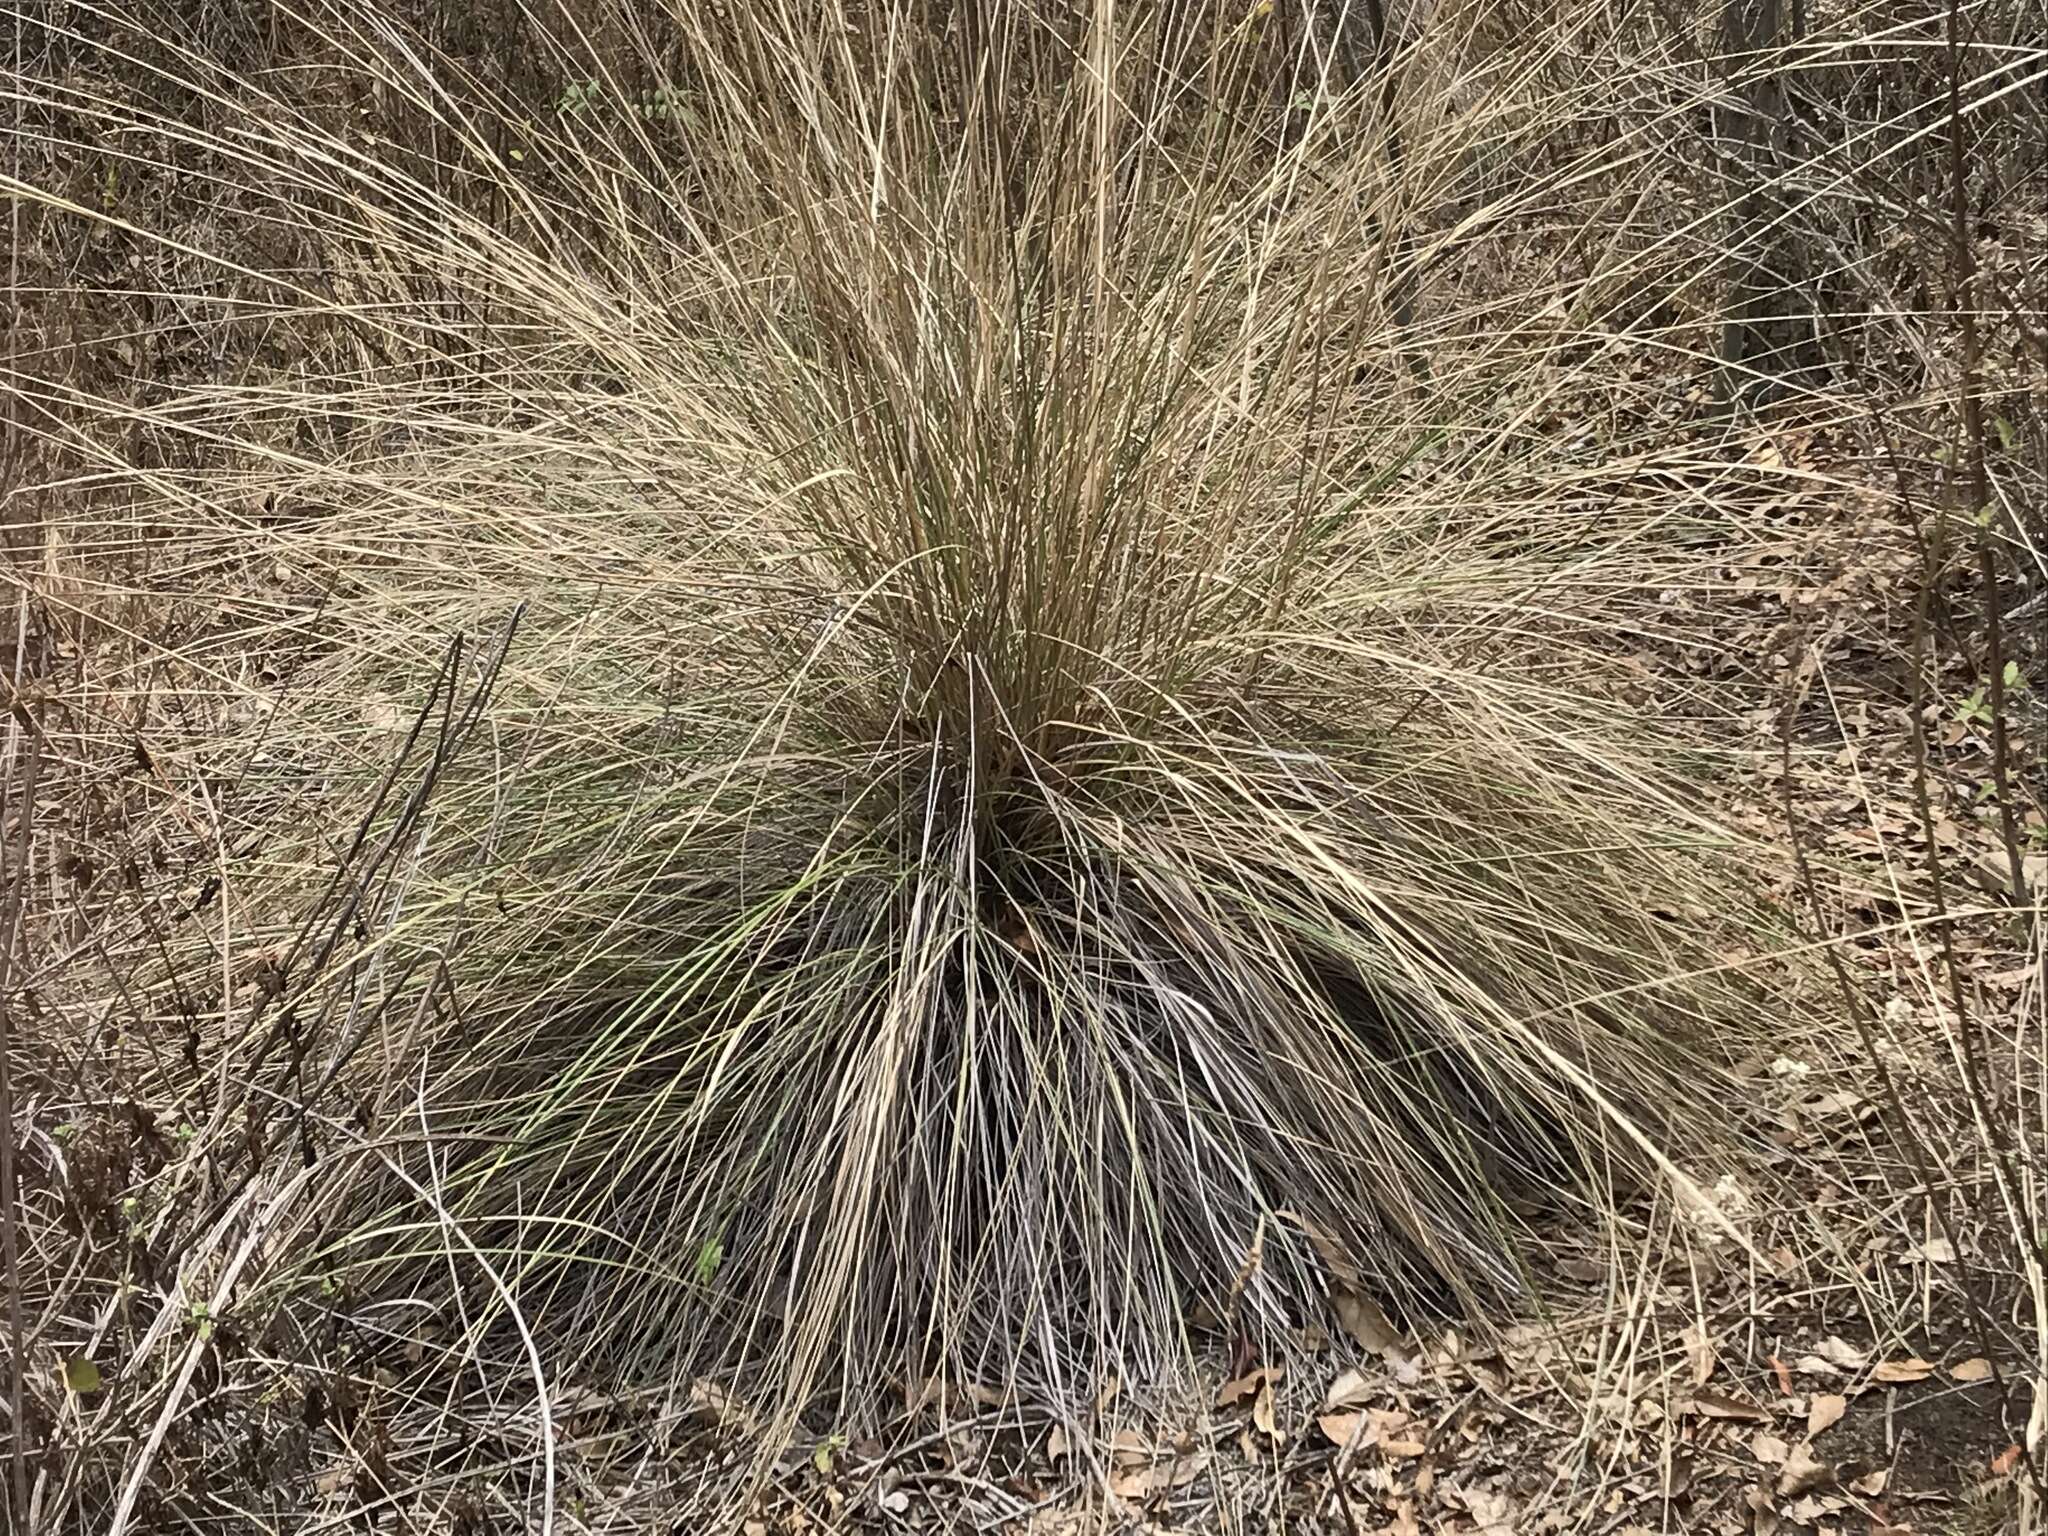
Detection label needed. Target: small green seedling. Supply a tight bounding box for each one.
[694,1236,724,1285]
[814,1431,846,1475]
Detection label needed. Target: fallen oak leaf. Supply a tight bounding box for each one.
[1777,1442,1834,1497]
[1949,1357,1993,1383]
[1751,1432,1790,1465]
[1745,1481,1781,1536]
[1806,1394,1847,1437]
[1818,1337,1868,1370]
[1323,1365,1377,1411]
[1108,1427,1154,1464]
[1251,1374,1278,1438]
[1456,1486,1519,1536]
[1333,1287,1403,1355]
[1871,1358,1935,1384]
[687,1377,764,1437]
[1663,1451,1695,1500]
[1788,1492,1841,1524]
[1216,1366,1280,1407]
[1317,1404,1417,1455]
[1318,1410,1363,1449]
[1108,1447,1211,1501]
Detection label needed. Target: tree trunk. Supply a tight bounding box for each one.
[1717,0,1819,404]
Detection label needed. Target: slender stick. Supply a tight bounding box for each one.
[1942,0,2030,905]
[0,716,44,1528]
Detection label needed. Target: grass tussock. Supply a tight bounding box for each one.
[7,0,1799,1449]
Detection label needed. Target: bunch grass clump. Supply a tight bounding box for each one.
[11,0,1787,1443]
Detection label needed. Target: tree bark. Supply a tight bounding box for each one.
[1717,0,1818,404]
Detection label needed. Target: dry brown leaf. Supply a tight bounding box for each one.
[1871,1358,1935,1384]
[1108,1427,1153,1464]
[1216,1366,1279,1407]
[1458,1486,1519,1536]
[1663,1453,1694,1500]
[1095,1375,1121,1413]
[1465,1350,1508,1393]
[1806,1394,1847,1437]
[1991,1444,2025,1476]
[1251,1376,1278,1438]
[1803,1089,1862,1118]
[1108,1448,1210,1501]
[1786,1493,1839,1523]
[1317,1410,1362,1449]
[1045,1424,1070,1461]
[1777,1443,1833,1497]
[1751,1432,1790,1465]
[1323,1365,1377,1411]
[1683,1323,1717,1387]
[688,1378,765,1437]
[1333,1287,1401,1355]
[1689,1389,1773,1423]
[1294,1215,1361,1284]
[1905,1237,1956,1264]
[1817,1337,1868,1370]
[1849,1468,1889,1496]
[1745,1481,1780,1536]
[1949,1357,1993,1383]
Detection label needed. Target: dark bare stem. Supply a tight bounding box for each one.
[1880,423,2031,1191]
[1943,0,2030,905]
[0,716,44,1528]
